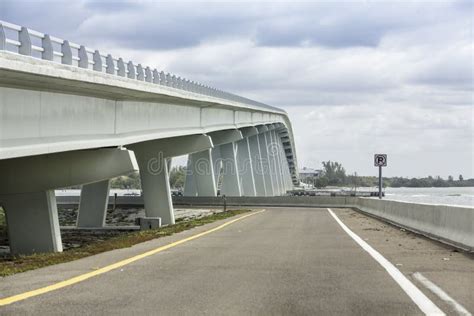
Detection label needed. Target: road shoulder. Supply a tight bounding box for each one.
[332,207,474,314]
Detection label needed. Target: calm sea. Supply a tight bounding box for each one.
[382,187,474,207]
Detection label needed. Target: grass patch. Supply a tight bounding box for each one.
[0,209,250,277]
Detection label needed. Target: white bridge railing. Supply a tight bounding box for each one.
[0,20,282,113]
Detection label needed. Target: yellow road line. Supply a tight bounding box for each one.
[0,210,266,307]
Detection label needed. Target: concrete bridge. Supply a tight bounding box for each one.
[0,20,299,255]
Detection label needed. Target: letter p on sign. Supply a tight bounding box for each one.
[374,154,387,167]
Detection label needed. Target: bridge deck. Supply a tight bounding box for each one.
[0,207,472,315]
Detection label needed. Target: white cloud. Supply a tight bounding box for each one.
[287,104,473,178]
[1,0,472,177]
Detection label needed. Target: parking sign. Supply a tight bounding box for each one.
[374,154,387,167]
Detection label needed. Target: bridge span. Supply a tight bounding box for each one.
[0,20,299,255]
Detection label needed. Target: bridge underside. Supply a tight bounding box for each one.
[0,52,299,255]
[0,124,293,255]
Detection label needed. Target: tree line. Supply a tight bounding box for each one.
[311,161,473,188]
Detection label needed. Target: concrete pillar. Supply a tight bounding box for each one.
[219,142,241,196]
[267,130,281,196]
[190,149,217,196]
[248,134,266,196]
[184,154,197,196]
[134,153,175,225]
[1,190,62,255]
[236,138,256,196]
[278,142,290,194]
[167,158,172,175]
[282,154,291,192]
[211,146,222,188]
[130,134,212,221]
[206,129,243,197]
[77,179,111,227]
[284,150,293,191]
[258,131,274,196]
[277,133,287,193]
[273,131,286,195]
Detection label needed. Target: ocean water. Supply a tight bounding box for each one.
[382,187,474,207]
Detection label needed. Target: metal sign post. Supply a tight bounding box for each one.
[374,154,387,199]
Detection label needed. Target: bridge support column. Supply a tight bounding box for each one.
[236,138,256,196]
[130,134,212,223]
[219,143,241,196]
[205,129,243,197]
[134,153,174,225]
[283,150,293,191]
[237,127,258,196]
[281,145,290,193]
[1,190,62,255]
[273,130,286,195]
[267,130,281,196]
[248,134,266,196]
[211,146,222,188]
[189,149,217,196]
[76,179,111,228]
[184,155,197,197]
[282,156,291,192]
[257,127,274,196]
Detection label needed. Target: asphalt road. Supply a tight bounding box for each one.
[1,207,472,315]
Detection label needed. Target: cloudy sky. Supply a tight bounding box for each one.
[1,0,472,178]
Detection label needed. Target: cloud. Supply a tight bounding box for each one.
[288,104,473,178]
[0,0,472,177]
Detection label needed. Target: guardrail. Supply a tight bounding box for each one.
[0,20,282,113]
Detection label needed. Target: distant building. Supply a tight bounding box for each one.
[299,167,322,183]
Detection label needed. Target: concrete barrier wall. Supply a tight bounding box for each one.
[355,198,474,251]
[173,196,349,207]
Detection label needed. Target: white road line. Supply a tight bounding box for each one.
[327,208,445,316]
[413,272,472,316]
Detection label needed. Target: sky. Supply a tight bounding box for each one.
[1,0,472,178]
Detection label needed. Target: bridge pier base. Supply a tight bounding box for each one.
[1,190,62,255]
[76,180,111,228]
